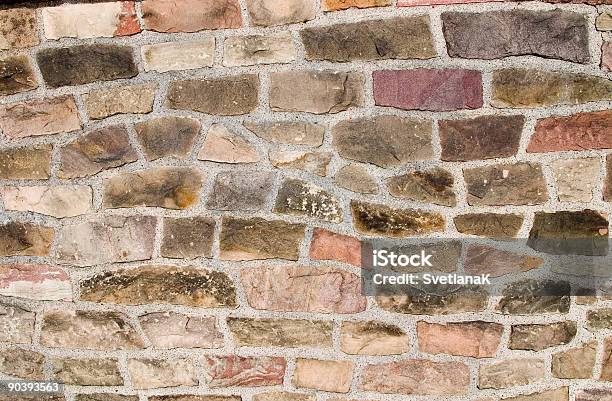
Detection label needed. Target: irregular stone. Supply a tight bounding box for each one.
[208,171,274,211]
[464,162,547,206]
[140,312,223,349]
[161,217,215,259]
[224,33,295,66]
[56,215,156,267]
[102,167,203,209]
[587,308,612,330]
[602,338,612,381]
[0,222,53,257]
[0,145,51,180]
[52,358,122,386]
[220,217,305,261]
[202,356,285,387]
[478,359,545,389]
[597,12,612,31]
[293,359,353,393]
[0,264,71,301]
[269,150,331,176]
[0,55,37,96]
[142,39,215,72]
[80,265,236,308]
[40,310,144,350]
[59,125,138,178]
[83,83,156,120]
[341,321,409,355]
[333,116,433,168]
[198,124,259,163]
[551,158,599,202]
[241,265,367,313]
[552,342,596,379]
[244,121,324,146]
[454,213,523,238]
[247,0,316,26]
[399,0,502,4]
[253,393,313,401]
[135,117,200,160]
[0,304,35,344]
[142,0,242,32]
[0,349,44,380]
[323,0,390,10]
[42,2,140,39]
[510,321,577,351]
[576,389,612,401]
[373,69,483,111]
[491,69,612,108]
[149,396,238,401]
[387,168,455,206]
[2,186,92,218]
[439,115,524,161]
[417,321,503,358]
[301,17,435,62]
[75,397,137,401]
[351,200,445,237]
[465,245,542,278]
[128,358,197,389]
[274,179,343,223]
[603,41,612,72]
[496,279,571,314]
[309,228,361,267]
[377,285,488,314]
[0,395,65,401]
[37,45,138,88]
[0,8,38,50]
[0,96,81,139]
[270,71,363,114]
[606,156,612,201]
[334,165,378,194]
[360,359,469,395]
[503,388,569,401]
[228,317,332,348]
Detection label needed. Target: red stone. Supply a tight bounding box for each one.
[202,356,286,387]
[142,0,242,33]
[309,228,361,267]
[115,2,141,36]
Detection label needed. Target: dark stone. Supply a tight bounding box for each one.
[0,221,53,257]
[454,213,524,239]
[161,217,215,259]
[274,179,343,223]
[207,171,275,211]
[510,322,577,351]
[135,117,201,160]
[377,285,488,315]
[0,55,37,95]
[387,167,456,206]
[497,279,571,314]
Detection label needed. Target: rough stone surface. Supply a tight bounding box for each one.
[135,117,200,160]
[269,150,331,177]
[52,358,122,386]
[478,358,545,389]
[244,121,324,146]
[465,245,543,277]
[2,185,93,218]
[142,0,242,32]
[587,308,612,330]
[274,179,343,222]
[509,321,577,351]
[0,8,39,50]
[377,285,488,314]
[228,318,333,347]
[552,342,596,379]
[198,124,259,163]
[253,394,313,401]
[0,304,35,344]
[0,55,37,96]
[142,39,215,72]
[551,158,599,202]
[128,358,197,389]
[83,83,157,120]
[576,389,612,401]
[224,33,295,66]
[606,155,612,201]
[208,171,275,211]
[293,359,353,393]
[0,263,72,301]
[341,321,409,355]
[309,228,361,267]
[454,213,523,238]
[502,388,569,401]
[161,217,215,259]
[387,168,456,206]
[246,0,316,26]
[602,338,612,381]
[323,0,390,10]
[202,356,286,387]
[0,145,51,180]
[0,221,54,257]
[603,41,612,72]
[597,12,612,31]
[140,312,223,349]
[417,321,503,357]
[497,279,571,315]
[334,165,378,194]
[0,349,44,380]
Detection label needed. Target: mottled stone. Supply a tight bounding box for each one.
[497,279,570,315]
[128,358,197,389]
[59,125,138,178]
[142,39,215,72]
[465,245,542,278]
[0,222,53,257]
[270,71,363,114]
[0,8,38,50]
[576,389,612,401]
[0,395,65,401]
[323,0,390,10]
[478,359,545,389]
[142,0,242,32]
[0,304,34,344]
[149,397,238,401]
[228,317,332,347]
[102,167,203,209]
[2,186,92,218]
[334,165,378,194]
[587,308,612,330]
[597,12,612,31]
[454,213,523,238]
[606,156,612,201]
[269,150,331,177]
[140,312,223,349]
[603,41,612,72]
[603,338,612,381]
[244,121,324,146]
[0,145,51,180]
[551,158,599,202]
[274,179,343,223]
[377,285,488,314]
[247,0,316,26]
[387,168,456,206]
[309,228,361,267]
[208,171,274,211]
[552,342,596,379]
[198,124,259,163]
[399,0,502,4]
[52,358,122,386]
[161,217,215,259]
[220,217,305,261]
[341,321,409,355]
[417,321,503,358]
[241,265,366,313]
[135,117,200,161]
[293,360,354,394]
[0,349,44,380]
[0,264,71,301]
[253,393,313,401]
[84,83,156,120]
[202,356,285,387]
[224,33,295,66]
[510,321,577,351]
[0,55,37,96]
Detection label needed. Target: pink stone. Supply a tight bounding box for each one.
[0,264,72,301]
[465,245,543,277]
[603,41,612,72]
[398,0,502,5]
[417,321,503,358]
[202,356,286,387]
[142,0,242,33]
[309,228,361,267]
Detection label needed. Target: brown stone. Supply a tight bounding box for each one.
[0,8,39,50]
[597,12,612,31]
[274,179,343,223]
[269,150,332,177]
[323,0,390,10]
[602,338,612,381]
[135,117,200,160]
[253,393,313,401]
[246,0,316,26]
[208,171,275,211]
[224,33,296,66]
[161,217,215,259]
[552,342,596,379]
[0,304,35,344]
[0,349,44,380]
[0,222,53,257]
[478,358,545,389]
[465,245,543,277]
[76,395,138,401]
[334,165,378,194]
[0,55,37,96]
[496,279,571,315]
[52,358,122,386]
[551,158,599,202]
[142,0,242,32]
[0,145,51,180]
[454,213,523,238]
[228,317,333,347]
[202,356,285,387]
[387,168,456,206]
[293,359,354,393]
[128,358,197,389]
[377,285,488,314]
[341,321,409,355]
[199,124,259,163]
[606,155,612,201]
[309,228,361,267]
[417,321,503,358]
[576,389,612,401]
[83,83,156,120]
[587,308,612,331]
[510,321,577,351]
[140,312,223,349]
[244,121,324,146]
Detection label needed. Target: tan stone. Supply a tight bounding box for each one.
[128,358,198,389]
[270,150,332,176]
[293,359,354,393]
[510,321,577,351]
[478,358,545,389]
[52,358,122,385]
[551,158,599,202]
[228,317,333,347]
[224,32,295,66]
[0,349,44,380]
[417,321,503,358]
[253,393,314,401]
[597,12,612,31]
[465,245,543,277]
[142,39,215,72]
[599,337,612,381]
[0,145,51,180]
[247,0,317,26]
[140,312,223,349]
[323,0,391,10]
[503,387,568,401]
[0,8,39,50]
[84,83,156,120]
[341,321,409,355]
[2,186,92,218]
[0,304,35,344]
[198,124,259,163]
[0,222,54,257]
[334,165,378,194]
[552,342,596,379]
[274,179,343,222]
[244,121,324,146]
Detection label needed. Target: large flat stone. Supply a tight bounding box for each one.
[0,264,71,301]
[2,186,92,218]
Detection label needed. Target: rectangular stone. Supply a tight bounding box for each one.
[479,358,545,389]
[417,321,503,358]
[244,121,324,146]
[274,179,343,223]
[247,0,316,26]
[309,228,361,267]
[0,145,52,180]
[161,217,215,259]
[0,55,37,96]
[0,264,72,301]
[341,321,409,355]
[400,0,502,4]
[293,359,354,393]
[142,39,215,72]
[228,317,333,347]
[140,312,223,349]
[142,0,242,32]
[52,358,122,386]
[202,356,285,387]
[83,83,157,120]
[128,358,197,389]
[0,304,35,344]
[0,222,53,257]
[224,32,295,67]
[323,0,390,10]
[0,8,39,50]
[2,186,93,218]
[0,349,44,380]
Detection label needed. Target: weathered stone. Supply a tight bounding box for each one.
[551,158,599,202]
[309,228,361,267]
[0,145,51,180]
[224,33,295,66]
[80,265,236,308]
[135,117,200,160]
[0,55,37,96]
[454,213,523,238]
[140,312,223,349]
[360,359,469,395]
[465,245,542,278]
[149,396,238,401]
[40,310,144,350]
[208,171,275,211]
[0,349,44,380]
[373,69,483,111]
[142,0,242,32]
[161,217,215,259]
[202,356,285,387]
[84,83,156,120]
[377,285,488,314]
[0,8,38,50]
[59,125,138,178]
[102,167,203,209]
[56,215,156,267]
[128,358,197,389]
[504,388,569,401]
[597,12,612,31]
[241,265,366,313]
[0,395,65,401]
[220,217,305,261]
[0,264,71,301]
[602,338,612,381]
[464,162,547,206]
[269,150,331,177]
[341,321,409,355]
[244,121,324,146]
[333,116,433,168]
[323,0,390,10]
[603,41,612,72]
[491,69,612,108]
[510,321,577,351]
[552,342,596,379]
[52,358,122,386]
[198,124,259,163]
[439,115,524,161]
[0,222,53,257]
[274,179,343,223]
[417,321,503,358]
[253,393,313,401]
[142,39,215,72]
[478,359,545,389]
[270,71,363,114]
[37,45,137,88]
[399,0,502,5]
[294,360,354,393]
[497,279,570,315]
[334,165,378,194]
[606,156,612,201]
[0,96,81,139]
[247,0,316,26]
[576,389,612,401]
[0,305,35,344]
[302,17,435,62]
[387,168,456,206]
[587,308,612,330]
[228,317,332,347]
[2,186,92,218]
[351,200,445,237]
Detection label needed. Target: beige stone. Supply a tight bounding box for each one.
[52,358,122,386]
[128,358,198,389]
[334,165,378,194]
[0,349,44,380]
[293,359,354,393]
[551,158,599,202]
[478,358,545,389]
[0,145,52,180]
[224,33,295,66]
[247,0,317,26]
[228,317,333,347]
[0,264,71,301]
[139,312,223,349]
[142,39,215,72]
[84,83,157,120]
[244,121,324,146]
[198,124,259,163]
[0,304,35,344]
[0,8,39,50]
[341,321,409,355]
[417,321,503,358]
[2,186,92,218]
[552,342,596,379]
[270,150,332,176]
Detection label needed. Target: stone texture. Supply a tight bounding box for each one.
[373,69,483,111]
[510,321,577,351]
[323,0,390,10]
[102,167,203,209]
[504,388,569,401]
[0,96,81,139]
[167,75,259,115]
[224,33,295,66]
[603,41,612,72]
[128,358,197,389]
[202,356,286,387]
[0,349,44,380]
[0,221,53,257]
[0,304,35,344]
[478,359,545,389]
[270,71,364,114]
[208,171,274,211]
[465,245,543,277]
[552,342,596,379]
[294,359,354,393]
[59,125,138,178]
[0,55,37,96]
[40,310,144,350]
[247,0,316,26]
[309,228,361,267]
[439,115,524,161]
[274,179,343,223]
[551,158,599,202]
[56,215,156,267]
[0,395,65,401]
[161,217,215,259]
[140,312,223,349]
[80,265,236,308]
[149,397,238,401]
[0,145,51,180]
[52,358,122,386]
[602,338,612,381]
[142,39,215,72]
[491,69,612,108]
[0,263,71,301]
[253,393,313,401]
[334,165,378,194]
[351,200,445,237]
[142,0,242,32]
[576,389,612,401]
[399,0,502,4]
[497,279,571,315]
[387,168,456,206]
[241,265,367,313]
[37,45,137,88]
[341,321,409,355]
[83,83,157,120]
[606,156,612,201]
[454,213,523,238]
[587,308,612,330]
[301,17,435,62]
[0,8,38,50]
[135,117,200,160]
[597,12,612,30]
[228,318,332,347]
[2,185,92,218]
[198,124,259,163]
[269,150,332,177]
[360,359,470,395]
[333,116,433,168]
[417,321,503,358]
[244,121,324,146]
[377,285,488,314]
[464,162,547,206]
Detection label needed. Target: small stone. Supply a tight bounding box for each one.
[341,321,409,355]
[496,279,570,315]
[142,0,242,32]
[142,39,215,72]
[294,359,353,393]
[198,124,259,163]
[551,158,599,202]
[309,228,361,267]
[0,304,35,344]
[454,213,523,238]
[387,168,456,206]
[2,186,92,218]
[510,321,577,351]
[606,156,612,201]
[244,121,324,146]
[323,0,390,10]
[552,342,596,379]
[274,179,343,223]
[128,358,197,389]
[0,8,38,50]
[246,0,316,26]
[465,245,543,278]
[208,171,275,211]
[399,0,501,5]
[253,393,313,401]
[83,83,156,120]
[0,145,51,180]
[603,41,612,72]
[228,317,332,347]
[202,356,286,387]
[0,55,37,96]
[0,395,65,401]
[587,308,612,331]
[52,358,122,386]
[602,338,612,381]
[270,71,363,114]
[59,125,138,178]
[161,217,215,259]
[0,349,44,380]
[377,285,488,314]
[576,389,612,401]
[503,388,569,401]
[150,397,238,401]
[140,312,223,349]
[597,12,612,31]
[417,321,503,358]
[0,264,71,301]
[135,117,200,160]
[0,221,53,257]
[478,359,545,389]
[224,32,295,66]
[269,150,331,177]
[334,165,378,194]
